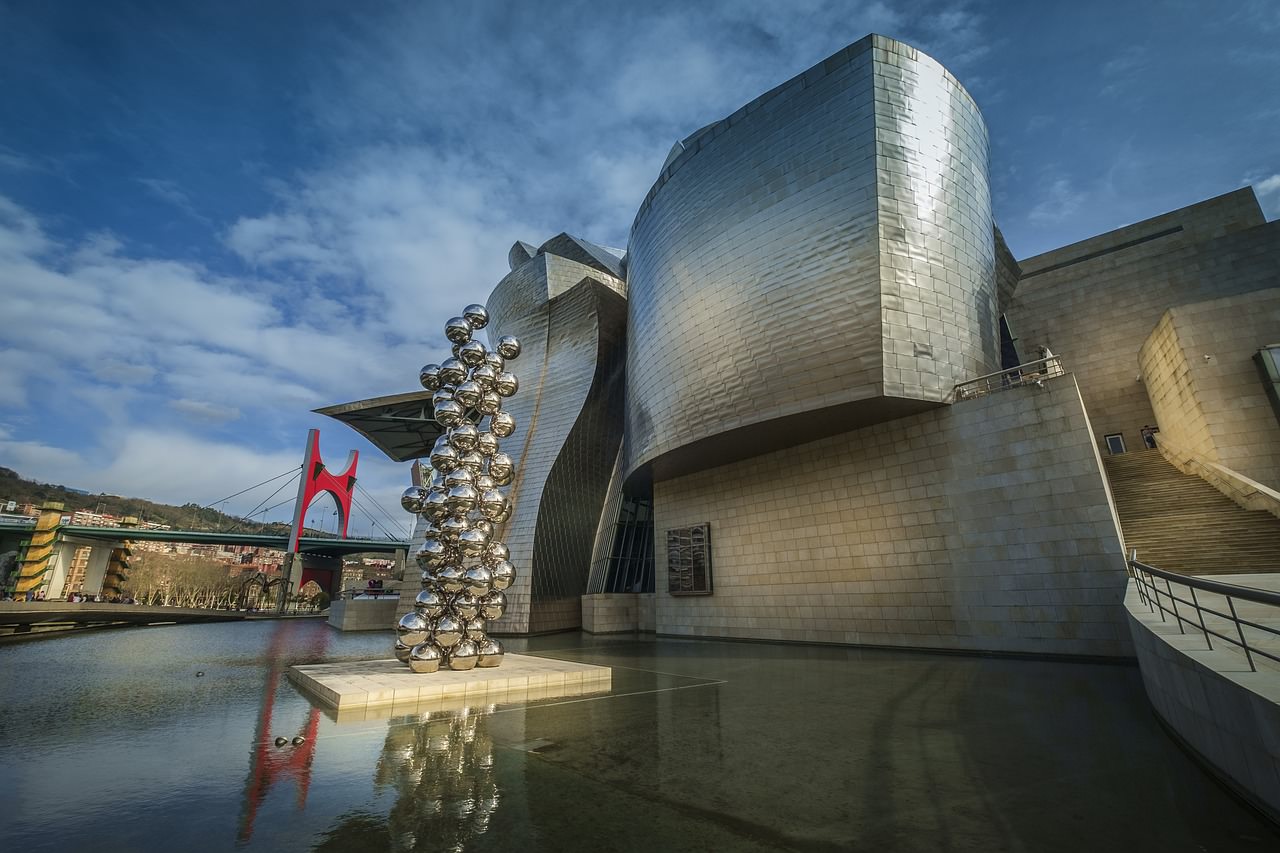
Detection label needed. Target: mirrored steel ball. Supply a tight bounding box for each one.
[477,638,505,668]
[464,616,487,640]
[448,639,480,670]
[415,588,446,618]
[458,450,485,473]
[476,431,499,457]
[434,400,464,428]
[489,560,515,591]
[457,527,488,557]
[439,358,467,385]
[444,317,472,344]
[440,517,468,541]
[483,351,504,373]
[478,488,507,521]
[490,411,516,438]
[463,564,493,597]
[451,591,481,620]
[408,642,443,673]
[435,565,466,594]
[448,423,479,453]
[445,483,478,514]
[488,452,514,483]
[473,474,496,493]
[430,444,458,474]
[470,364,497,390]
[463,304,489,329]
[496,335,521,359]
[415,539,449,569]
[480,590,507,620]
[493,502,512,523]
[473,391,498,416]
[397,611,431,647]
[443,466,475,488]
[484,541,510,562]
[419,363,442,391]
[458,340,487,367]
[471,519,494,538]
[494,372,518,397]
[394,639,413,663]
[423,489,449,522]
[400,485,427,513]
[454,380,482,410]
[433,614,464,648]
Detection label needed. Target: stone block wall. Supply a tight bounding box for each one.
[1007,190,1278,456]
[651,375,1131,657]
[1139,289,1280,489]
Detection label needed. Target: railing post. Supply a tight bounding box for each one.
[1164,577,1185,633]
[1188,586,1212,649]
[1226,596,1256,672]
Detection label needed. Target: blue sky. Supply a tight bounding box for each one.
[1,0,1277,533]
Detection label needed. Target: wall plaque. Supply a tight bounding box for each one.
[666,523,712,595]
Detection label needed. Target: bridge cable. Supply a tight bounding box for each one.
[222,469,301,534]
[199,466,303,512]
[347,490,404,541]
[353,480,411,533]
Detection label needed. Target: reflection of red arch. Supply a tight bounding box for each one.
[287,429,358,553]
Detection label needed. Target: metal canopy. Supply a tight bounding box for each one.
[314,390,443,462]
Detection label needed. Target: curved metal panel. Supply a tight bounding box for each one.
[624,34,996,482]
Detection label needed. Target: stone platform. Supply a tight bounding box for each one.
[287,653,611,712]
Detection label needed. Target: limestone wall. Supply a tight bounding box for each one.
[651,375,1131,657]
[1139,289,1280,490]
[1007,190,1278,456]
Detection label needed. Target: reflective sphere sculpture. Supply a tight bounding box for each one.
[454,380,482,409]
[463,564,493,597]
[400,485,427,513]
[451,592,481,621]
[496,335,522,359]
[494,372,518,397]
[479,590,507,620]
[408,642,443,673]
[392,300,521,673]
[444,317,472,344]
[434,400,464,428]
[490,411,516,438]
[477,638,504,667]
[438,358,467,386]
[489,560,515,591]
[433,614,464,648]
[458,340,487,367]
[419,363,442,391]
[448,639,480,671]
[471,364,497,390]
[476,431,499,457]
[397,612,431,647]
[415,588,446,618]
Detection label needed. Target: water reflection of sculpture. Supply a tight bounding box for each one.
[397,303,522,672]
[375,706,500,851]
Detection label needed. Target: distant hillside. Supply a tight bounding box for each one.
[0,466,293,535]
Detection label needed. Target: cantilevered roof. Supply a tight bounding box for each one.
[314,391,442,462]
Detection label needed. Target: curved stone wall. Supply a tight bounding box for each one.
[625,34,997,482]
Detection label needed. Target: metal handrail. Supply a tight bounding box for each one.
[952,356,1065,401]
[1128,556,1280,672]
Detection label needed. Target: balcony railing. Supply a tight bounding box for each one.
[1128,557,1280,672]
[951,356,1065,402]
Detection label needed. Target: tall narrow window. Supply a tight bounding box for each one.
[1255,345,1280,427]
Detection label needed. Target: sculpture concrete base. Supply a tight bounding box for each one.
[287,653,610,712]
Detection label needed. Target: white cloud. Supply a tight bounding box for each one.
[1029,178,1086,225]
[1256,173,1280,197]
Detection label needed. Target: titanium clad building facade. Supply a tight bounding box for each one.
[481,236,628,634]
[625,35,999,482]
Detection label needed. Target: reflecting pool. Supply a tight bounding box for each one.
[0,620,1276,851]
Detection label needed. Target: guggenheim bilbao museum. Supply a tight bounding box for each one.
[324,34,1280,657]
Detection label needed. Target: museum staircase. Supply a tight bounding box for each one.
[1102,448,1280,575]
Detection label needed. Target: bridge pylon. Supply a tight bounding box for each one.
[278,430,359,611]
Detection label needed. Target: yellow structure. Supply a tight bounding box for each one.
[14,501,64,596]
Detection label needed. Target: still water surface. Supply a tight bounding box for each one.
[0,619,1276,852]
